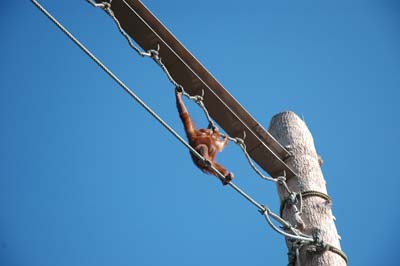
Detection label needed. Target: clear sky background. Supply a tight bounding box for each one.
[1,0,399,265]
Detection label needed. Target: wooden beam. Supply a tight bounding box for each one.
[98,0,296,179]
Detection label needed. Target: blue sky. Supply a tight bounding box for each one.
[1,1,399,265]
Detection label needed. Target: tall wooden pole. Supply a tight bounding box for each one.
[269,111,346,266]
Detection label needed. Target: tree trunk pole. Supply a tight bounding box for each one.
[269,111,346,266]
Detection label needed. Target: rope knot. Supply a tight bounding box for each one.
[234,137,245,145]
[287,192,299,208]
[311,228,325,248]
[276,175,287,184]
[207,122,217,131]
[193,95,203,103]
[98,2,112,11]
[148,49,160,61]
[258,204,267,215]
[175,85,184,94]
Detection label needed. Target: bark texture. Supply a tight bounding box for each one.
[269,111,346,266]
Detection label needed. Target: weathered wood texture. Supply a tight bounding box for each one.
[269,111,345,266]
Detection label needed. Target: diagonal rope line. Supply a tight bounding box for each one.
[31,0,269,214]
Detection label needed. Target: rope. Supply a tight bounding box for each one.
[288,242,348,266]
[261,209,313,243]
[31,0,270,212]
[325,245,348,264]
[32,0,348,264]
[280,190,332,218]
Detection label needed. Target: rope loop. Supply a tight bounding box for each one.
[148,44,161,61]
[280,190,331,218]
[175,85,184,94]
[234,137,245,145]
[288,192,298,205]
[276,175,287,184]
[193,95,204,104]
[101,2,112,10]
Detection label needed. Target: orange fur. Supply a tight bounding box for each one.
[176,90,233,185]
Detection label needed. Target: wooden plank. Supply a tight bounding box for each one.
[97,0,296,179]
